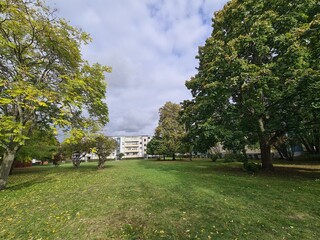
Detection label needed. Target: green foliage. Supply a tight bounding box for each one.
[15,128,59,162]
[91,134,117,169]
[152,102,187,160]
[62,133,117,169]
[146,137,165,156]
[182,0,320,170]
[223,153,247,163]
[243,162,262,173]
[0,0,110,146]
[0,0,111,188]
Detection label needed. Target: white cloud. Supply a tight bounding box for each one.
[47,0,229,136]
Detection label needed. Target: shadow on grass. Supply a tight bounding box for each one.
[138,159,320,180]
[138,159,234,176]
[12,162,115,174]
[7,176,54,191]
[7,163,116,191]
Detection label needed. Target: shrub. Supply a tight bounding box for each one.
[243,162,261,173]
[209,153,222,162]
[223,153,246,162]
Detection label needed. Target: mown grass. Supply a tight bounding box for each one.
[0,159,319,239]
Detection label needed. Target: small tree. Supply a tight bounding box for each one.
[61,130,93,167]
[118,153,125,160]
[92,135,117,169]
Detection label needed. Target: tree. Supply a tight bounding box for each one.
[61,130,93,167]
[183,0,319,170]
[147,137,166,159]
[92,135,117,169]
[117,153,124,160]
[61,133,117,169]
[153,102,186,160]
[0,0,110,189]
[15,127,59,164]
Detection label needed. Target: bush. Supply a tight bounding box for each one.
[209,153,222,162]
[223,153,246,162]
[243,162,261,173]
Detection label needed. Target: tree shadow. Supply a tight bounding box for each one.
[138,159,320,180]
[137,159,225,175]
[7,176,54,191]
[11,162,115,174]
[6,163,116,191]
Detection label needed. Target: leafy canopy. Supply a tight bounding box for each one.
[0,0,111,150]
[152,102,186,159]
[182,0,320,168]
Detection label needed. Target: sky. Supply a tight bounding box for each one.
[47,0,229,137]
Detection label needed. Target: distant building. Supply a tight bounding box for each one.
[79,135,153,161]
[109,135,152,159]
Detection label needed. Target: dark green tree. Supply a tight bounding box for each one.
[147,137,166,159]
[15,128,59,164]
[183,0,319,170]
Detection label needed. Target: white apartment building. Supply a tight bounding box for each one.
[109,135,152,159]
[76,135,152,161]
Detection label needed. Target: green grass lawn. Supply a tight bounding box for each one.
[0,159,319,239]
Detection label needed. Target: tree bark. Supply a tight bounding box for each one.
[299,134,315,154]
[314,129,320,154]
[260,141,274,171]
[172,153,176,161]
[0,149,17,190]
[98,158,105,169]
[258,117,274,171]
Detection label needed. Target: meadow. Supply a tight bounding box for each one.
[0,159,319,239]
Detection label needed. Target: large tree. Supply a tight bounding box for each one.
[183,0,319,170]
[0,0,110,189]
[153,102,186,160]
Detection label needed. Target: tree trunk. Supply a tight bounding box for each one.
[98,160,104,169]
[258,117,274,171]
[242,146,248,163]
[260,141,274,171]
[172,153,176,161]
[0,149,17,190]
[314,129,320,154]
[299,134,316,154]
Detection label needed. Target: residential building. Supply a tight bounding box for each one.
[79,135,152,161]
[109,135,152,159]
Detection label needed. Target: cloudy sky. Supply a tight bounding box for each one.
[47,0,229,137]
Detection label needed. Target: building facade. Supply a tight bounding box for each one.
[76,135,152,161]
[109,135,152,159]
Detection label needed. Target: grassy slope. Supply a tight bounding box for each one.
[0,160,319,239]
